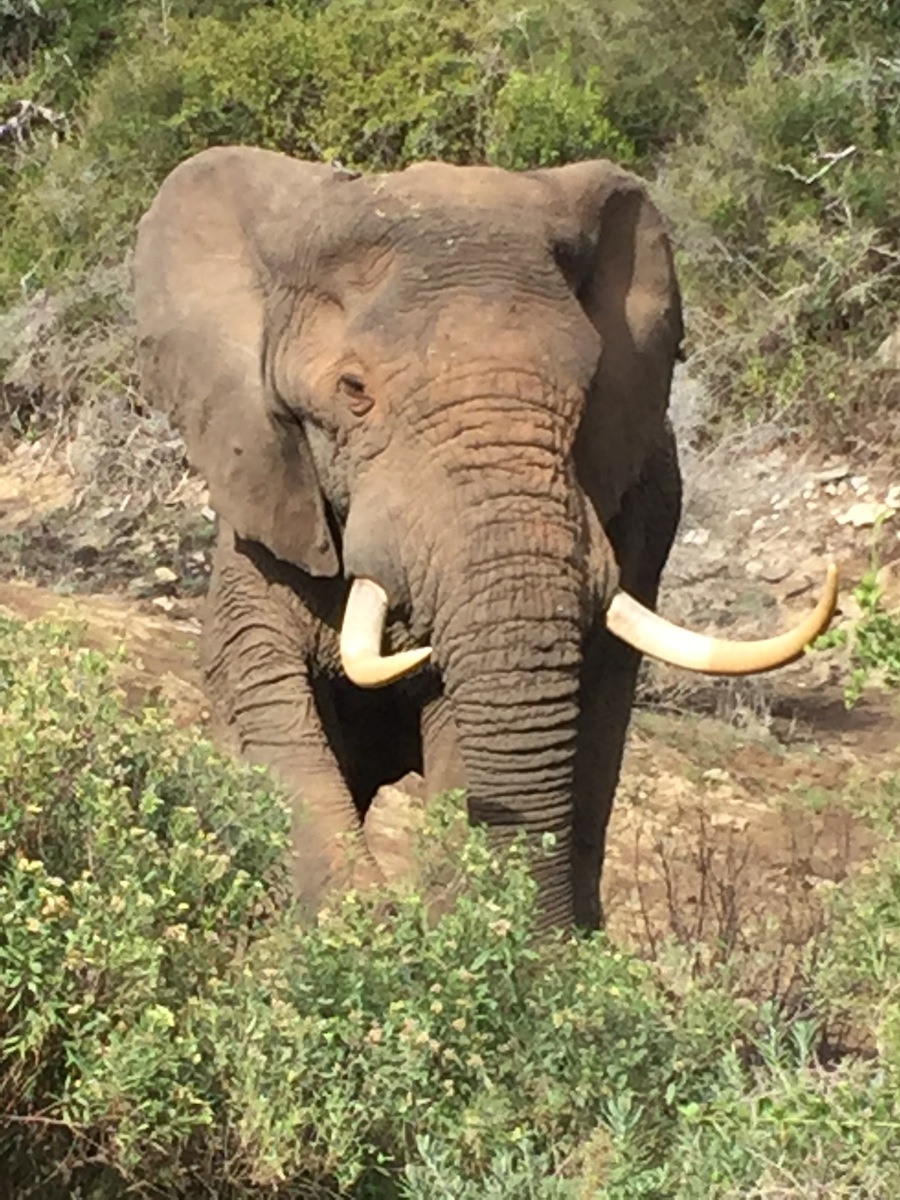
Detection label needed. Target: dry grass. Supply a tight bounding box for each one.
[0,264,196,520]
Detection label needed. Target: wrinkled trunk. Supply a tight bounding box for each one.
[431,472,589,929]
[342,369,599,928]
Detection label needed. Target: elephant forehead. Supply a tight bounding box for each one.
[379,160,551,210]
[313,174,570,292]
[326,214,577,343]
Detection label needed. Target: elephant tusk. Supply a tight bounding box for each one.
[604,564,839,675]
[340,577,432,687]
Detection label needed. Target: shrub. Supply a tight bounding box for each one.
[0,0,637,300]
[0,616,686,1194]
[4,618,900,1195]
[815,557,900,707]
[668,1026,900,1196]
[656,32,900,437]
[0,617,287,1190]
[0,0,129,102]
[487,55,634,170]
[310,0,500,169]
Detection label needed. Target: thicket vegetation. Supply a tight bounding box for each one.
[1,0,899,438]
[3,616,900,1197]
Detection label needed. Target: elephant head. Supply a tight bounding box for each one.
[134,147,836,927]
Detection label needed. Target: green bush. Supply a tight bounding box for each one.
[0,617,291,1190]
[656,25,900,434]
[311,0,499,169]
[0,0,637,300]
[670,1028,900,1196]
[4,618,900,1195]
[0,616,686,1194]
[488,55,633,171]
[815,557,900,707]
[0,0,129,102]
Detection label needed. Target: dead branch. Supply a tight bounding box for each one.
[0,99,68,144]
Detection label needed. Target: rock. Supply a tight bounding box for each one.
[815,463,850,483]
[128,577,156,598]
[710,811,749,832]
[835,501,894,528]
[746,554,794,584]
[875,325,900,370]
[153,565,179,584]
[365,775,426,882]
[702,767,731,785]
[681,527,710,546]
[758,563,792,584]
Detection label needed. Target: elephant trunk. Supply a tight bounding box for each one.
[430,491,589,929]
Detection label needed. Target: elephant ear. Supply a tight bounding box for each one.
[538,160,684,524]
[134,146,340,576]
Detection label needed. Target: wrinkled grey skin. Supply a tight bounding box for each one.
[134,147,683,931]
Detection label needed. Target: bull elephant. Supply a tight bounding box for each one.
[133,147,837,931]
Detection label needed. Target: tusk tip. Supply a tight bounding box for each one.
[342,645,433,688]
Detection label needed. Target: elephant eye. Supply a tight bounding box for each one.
[340,372,365,394]
[338,372,374,416]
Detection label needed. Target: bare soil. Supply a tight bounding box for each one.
[1,423,898,965]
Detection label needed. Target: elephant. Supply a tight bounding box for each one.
[133,147,837,931]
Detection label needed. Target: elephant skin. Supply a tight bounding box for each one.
[133,147,686,930]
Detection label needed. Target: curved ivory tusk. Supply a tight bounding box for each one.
[340,577,432,687]
[605,564,839,675]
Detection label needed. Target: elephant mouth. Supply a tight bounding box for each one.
[339,567,839,689]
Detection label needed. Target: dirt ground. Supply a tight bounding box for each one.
[1,419,898,962]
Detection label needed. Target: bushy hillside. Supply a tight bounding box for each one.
[1,0,899,438]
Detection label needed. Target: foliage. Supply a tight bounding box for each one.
[488,55,633,171]
[0,0,634,299]
[0,616,674,1194]
[815,526,900,706]
[3,616,900,1195]
[1,0,897,436]
[655,2,900,437]
[841,573,900,706]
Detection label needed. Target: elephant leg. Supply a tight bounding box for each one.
[202,524,379,913]
[573,432,682,929]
